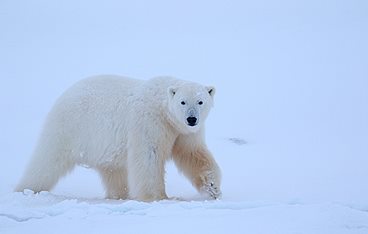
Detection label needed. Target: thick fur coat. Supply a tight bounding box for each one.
[16,76,221,201]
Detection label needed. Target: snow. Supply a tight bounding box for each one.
[2,192,368,234]
[1,0,368,233]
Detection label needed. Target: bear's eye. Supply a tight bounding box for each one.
[198,101,203,105]
[181,101,186,105]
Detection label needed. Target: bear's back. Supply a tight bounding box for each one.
[39,76,146,166]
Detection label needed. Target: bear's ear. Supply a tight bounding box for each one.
[168,86,177,98]
[206,86,216,98]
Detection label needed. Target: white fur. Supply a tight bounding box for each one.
[15,75,221,201]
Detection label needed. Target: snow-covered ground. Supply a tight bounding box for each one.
[1,0,368,233]
[2,191,368,234]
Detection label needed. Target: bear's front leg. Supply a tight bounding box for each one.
[172,142,222,200]
[127,145,168,201]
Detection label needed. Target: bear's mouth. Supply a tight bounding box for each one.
[186,117,198,127]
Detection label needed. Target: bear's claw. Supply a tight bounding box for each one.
[200,171,222,199]
[203,181,222,199]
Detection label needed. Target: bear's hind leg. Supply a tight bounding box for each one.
[15,148,75,193]
[98,168,128,200]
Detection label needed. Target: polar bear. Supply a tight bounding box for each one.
[15,75,221,201]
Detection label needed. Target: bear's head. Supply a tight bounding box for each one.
[167,83,215,134]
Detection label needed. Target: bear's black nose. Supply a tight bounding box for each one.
[187,117,197,126]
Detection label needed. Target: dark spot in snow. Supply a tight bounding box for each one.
[228,138,247,146]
